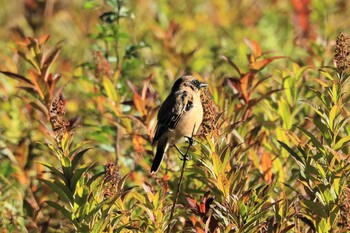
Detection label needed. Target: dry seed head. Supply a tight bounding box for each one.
[339,187,350,230]
[199,88,219,136]
[334,32,350,72]
[49,96,69,140]
[93,51,113,78]
[103,162,121,198]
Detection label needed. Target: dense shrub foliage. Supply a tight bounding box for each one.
[0,0,350,232]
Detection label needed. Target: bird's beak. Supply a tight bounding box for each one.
[198,82,208,89]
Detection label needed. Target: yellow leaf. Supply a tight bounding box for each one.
[211,152,222,178]
[103,77,118,101]
[313,78,329,87]
[329,104,340,131]
[333,135,350,151]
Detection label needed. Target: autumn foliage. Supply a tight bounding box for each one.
[1,0,350,232]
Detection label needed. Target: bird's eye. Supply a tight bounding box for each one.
[191,80,199,86]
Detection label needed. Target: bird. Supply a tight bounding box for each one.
[151,75,207,173]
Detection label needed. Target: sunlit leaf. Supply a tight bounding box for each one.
[249,56,285,71]
[71,148,93,170]
[329,104,340,131]
[38,34,50,45]
[0,71,34,85]
[333,136,350,151]
[103,77,118,101]
[278,140,305,167]
[39,179,72,204]
[46,201,75,223]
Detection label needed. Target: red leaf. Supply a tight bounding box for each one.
[199,203,206,213]
[186,195,197,209]
[249,56,285,71]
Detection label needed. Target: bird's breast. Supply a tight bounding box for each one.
[168,94,203,145]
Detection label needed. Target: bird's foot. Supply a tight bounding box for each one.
[183,153,192,161]
[184,136,196,146]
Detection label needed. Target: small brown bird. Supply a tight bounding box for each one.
[151,75,207,173]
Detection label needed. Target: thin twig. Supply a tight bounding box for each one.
[114,126,120,165]
[166,124,196,233]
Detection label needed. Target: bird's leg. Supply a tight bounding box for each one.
[174,144,185,157]
[174,144,192,161]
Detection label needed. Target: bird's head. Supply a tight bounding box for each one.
[171,75,207,92]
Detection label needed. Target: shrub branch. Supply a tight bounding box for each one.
[166,124,196,233]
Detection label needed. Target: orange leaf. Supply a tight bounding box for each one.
[132,134,145,153]
[29,69,45,99]
[38,34,50,44]
[186,196,197,209]
[133,93,147,116]
[249,56,284,71]
[313,78,329,87]
[199,203,206,213]
[261,151,273,183]
[244,38,262,58]
[16,36,32,46]
[240,73,250,102]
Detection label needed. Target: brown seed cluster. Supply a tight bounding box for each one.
[93,51,113,78]
[334,32,350,72]
[339,187,350,230]
[49,96,69,140]
[199,88,219,136]
[103,162,121,198]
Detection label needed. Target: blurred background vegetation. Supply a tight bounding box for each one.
[1,0,350,232]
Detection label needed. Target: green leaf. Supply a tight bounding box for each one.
[0,71,34,85]
[298,127,324,153]
[91,218,108,233]
[39,179,72,204]
[71,148,93,171]
[333,135,350,151]
[278,99,292,129]
[301,100,324,117]
[39,162,66,182]
[118,172,131,191]
[70,164,93,192]
[304,164,321,182]
[69,141,92,158]
[310,89,331,110]
[278,140,305,167]
[302,199,327,218]
[61,156,73,180]
[54,179,74,203]
[46,201,74,222]
[313,117,331,143]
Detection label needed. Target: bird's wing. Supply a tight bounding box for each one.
[153,89,194,143]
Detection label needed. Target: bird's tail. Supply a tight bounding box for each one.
[151,137,168,173]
